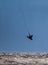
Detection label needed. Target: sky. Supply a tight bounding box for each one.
[0,0,48,52]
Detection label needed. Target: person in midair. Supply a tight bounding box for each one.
[27,33,33,40]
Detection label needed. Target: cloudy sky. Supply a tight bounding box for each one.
[0,0,48,52]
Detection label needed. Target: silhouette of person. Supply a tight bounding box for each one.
[27,33,33,40]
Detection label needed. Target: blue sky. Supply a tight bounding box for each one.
[0,0,48,52]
